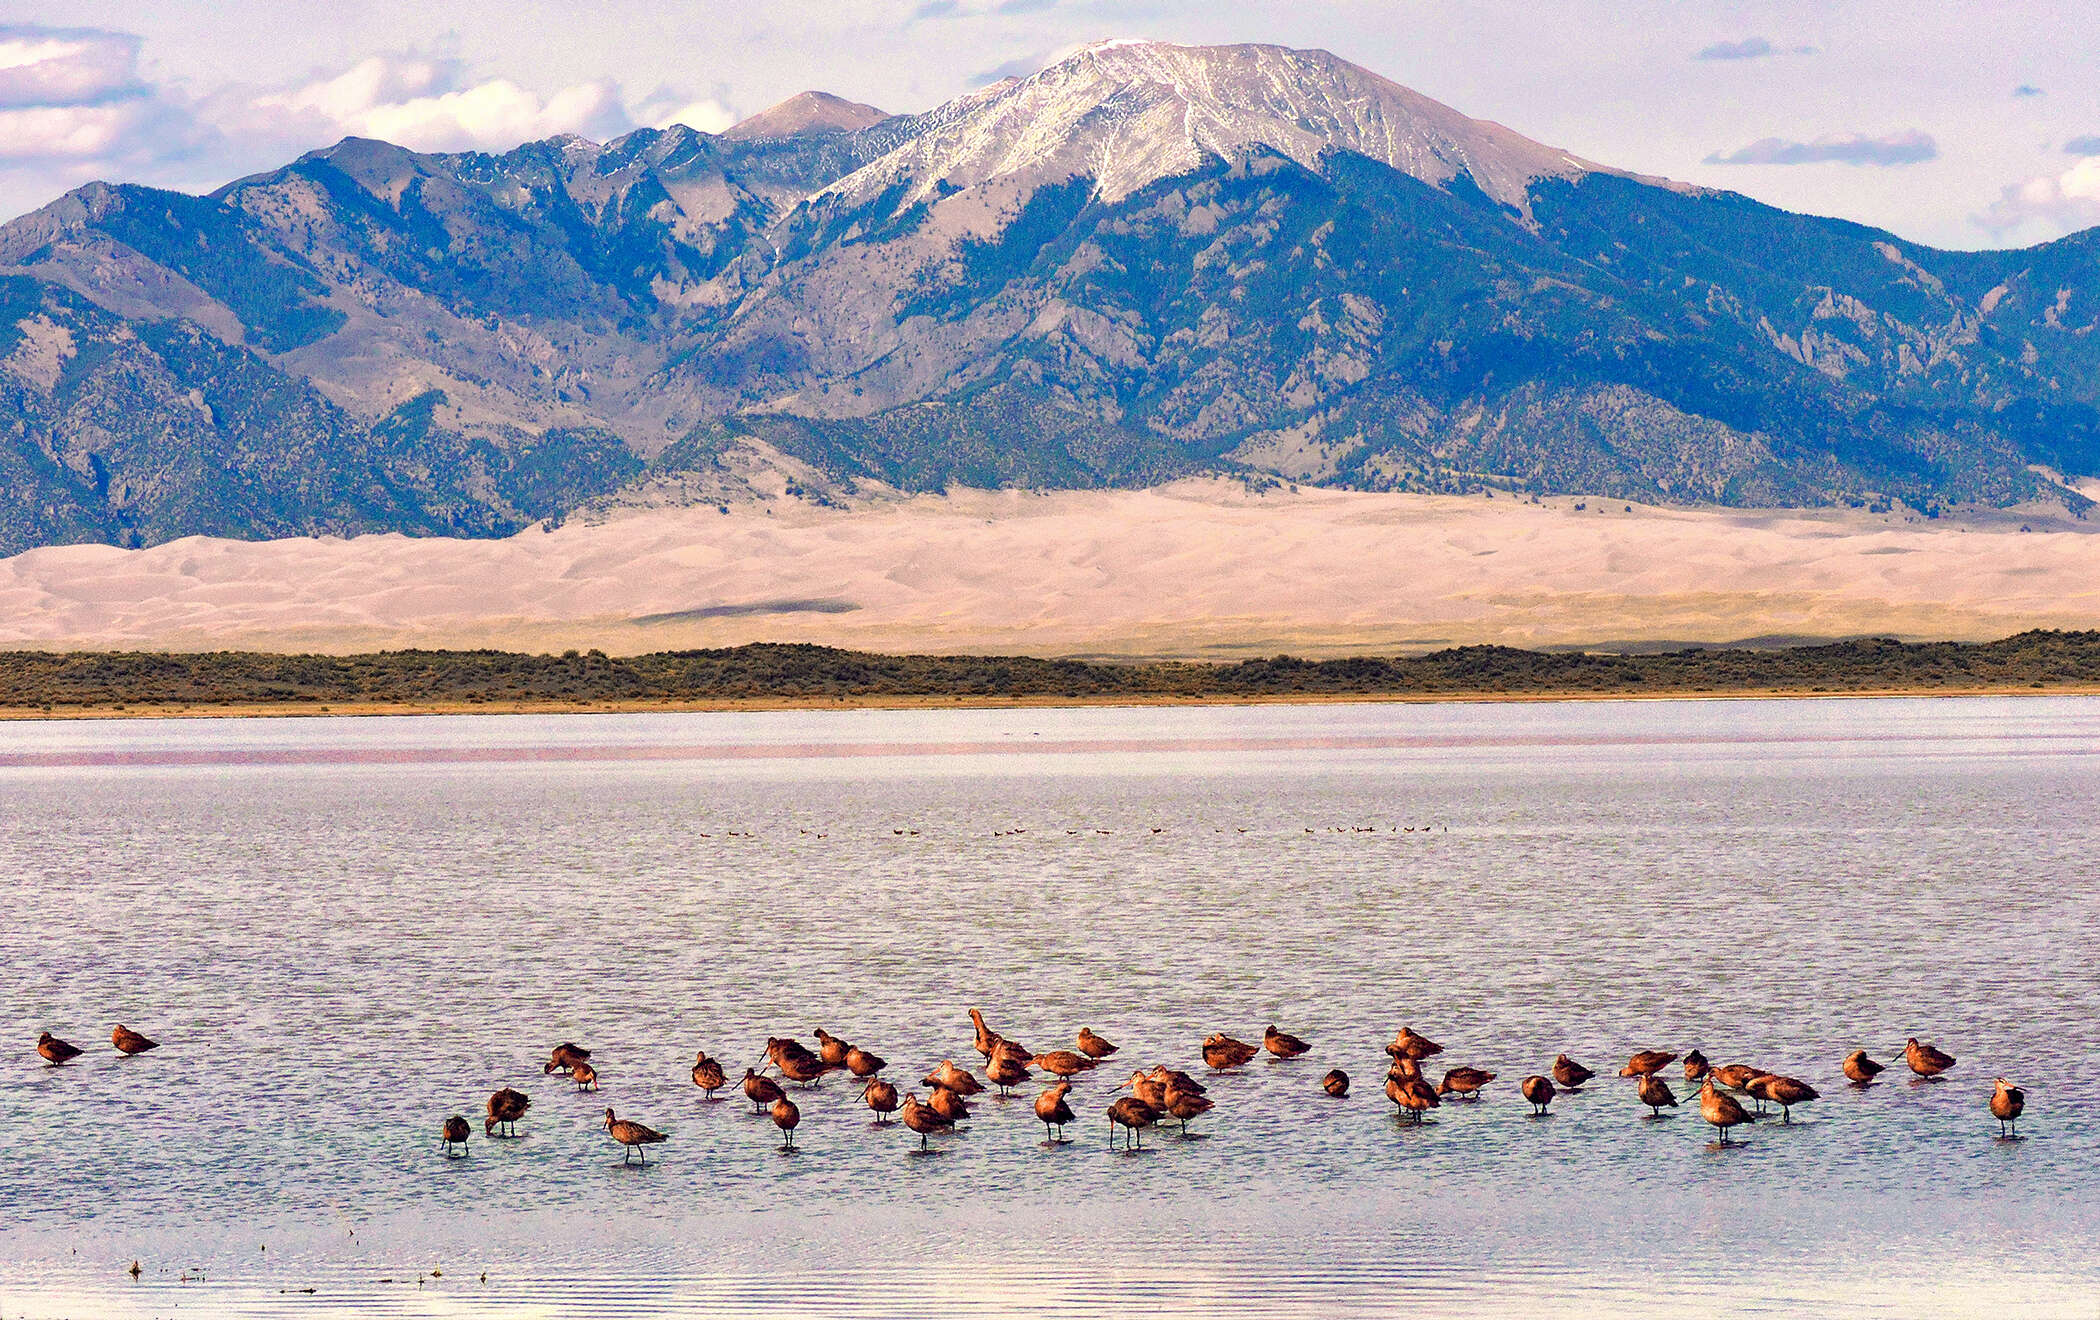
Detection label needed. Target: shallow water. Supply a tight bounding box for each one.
[3,697,2096,1317]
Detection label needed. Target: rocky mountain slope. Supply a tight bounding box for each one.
[2,38,2099,554]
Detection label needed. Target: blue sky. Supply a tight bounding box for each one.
[1,0,2095,249]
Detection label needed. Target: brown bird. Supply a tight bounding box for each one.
[485,1087,530,1137]
[1519,1075,1556,1115]
[928,1085,972,1123]
[1619,1050,1676,1078]
[990,1038,1032,1070]
[986,1052,1033,1095]
[764,1036,823,1073]
[1551,1055,1595,1090]
[899,1092,952,1149]
[1386,1027,1443,1061]
[543,1042,590,1075]
[770,1096,801,1150]
[1036,1081,1076,1140]
[742,1068,785,1113]
[1202,1034,1259,1070]
[775,1052,828,1088]
[1162,1079,1214,1133]
[1990,1078,2025,1137]
[860,1077,900,1122]
[1031,1050,1097,1080]
[1076,1028,1118,1060]
[1698,1078,1757,1144]
[111,1025,158,1056]
[813,1029,851,1070]
[570,1060,599,1092]
[845,1046,887,1078]
[924,1060,986,1095]
[1747,1074,1819,1123]
[37,1033,82,1065]
[1682,1050,1711,1083]
[1148,1065,1206,1095]
[603,1107,667,1164]
[1120,1070,1168,1109]
[1264,1025,1311,1059]
[691,1052,727,1098]
[1842,1050,1886,1085]
[1636,1074,1678,1117]
[968,1008,1000,1059]
[1712,1063,1763,1092]
[1905,1037,1956,1079]
[1321,1069,1351,1098]
[1437,1067,1495,1099]
[1107,1095,1158,1150]
[1385,1068,1441,1124]
[441,1115,471,1156]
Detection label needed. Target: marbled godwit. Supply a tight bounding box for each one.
[776,1052,827,1088]
[1118,1070,1167,1109]
[1263,1026,1312,1059]
[1162,1079,1214,1133]
[742,1068,785,1113]
[1698,1078,1756,1145]
[1746,1074,1818,1123]
[770,1096,802,1150]
[1618,1051,1676,1078]
[441,1116,470,1156]
[986,1052,1033,1095]
[110,1026,158,1056]
[544,1043,590,1076]
[1712,1063,1763,1093]
[1519,1075,1555,1115]
[1386,1027,1443,1061]
[845,1046,887,1078]
[860,1077,900,1123]
[485,1087,530,1137]
[1107,1095,1158,1150]
[765,1037,823,1074]
[924,1060,985,1095]
[968,1009,1003,1061]
[928,1085,972,1123]
[1032,1050,1097,1080]
[900,1093,951,1149]
[603,1108,667,1164]
[691,1053,727,1098]
[36,1033,81,1065]
[1437,1067,1495,1100]
[813,1029,851,1070]
[1385,1068,1441,1124]
[1322,1069,1351,1098]
[1036,1082,1076,1141]
[1076,1028,1118,1060]
[1990,1078,2025,1137]
[1551,1055,1595,1090]
[1842,1050,1886,1085]
[1904,1038,1956,1079]
[1202,1034,1258,1070]
[1636,1074,1677,1117]
[1149,1066,1205,1095]
[1682,1050,1711,1083]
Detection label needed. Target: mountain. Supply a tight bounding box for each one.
[3,38,2100,555]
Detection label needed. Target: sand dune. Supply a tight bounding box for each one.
[0,482,2096,657]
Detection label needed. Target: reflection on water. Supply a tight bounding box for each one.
[3,697,2096,1317]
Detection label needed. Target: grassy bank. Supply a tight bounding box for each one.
[3,632,2100,717]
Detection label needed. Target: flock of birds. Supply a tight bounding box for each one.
[34,1016,2029,1164]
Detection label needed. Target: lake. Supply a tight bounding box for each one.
[3,697,2095,1317]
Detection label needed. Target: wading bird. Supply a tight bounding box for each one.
[1637,1074,1678,1117]
[764,1037,823,1074]
[924,1060,985,1095]
[1842,1050,1886,1085]
[1036,1082,1076,1141]
[1385,1062,1441,1124]
[845,1046,887,1078]
[1031,1050,1097,1080]
[1108,1095,1158,1150]
[1386,1027,1443,1061]
[1150,1066,1205,1096]
[1990,1078,2025,1137]
[691,1052,727,1098]
[928,1086,972,1124]
[1712,1063,1763,1093]
[743,1068,785,1113]
[1202,1034,1259,1070]
[1698,1079,1756,1145]
[485,1087,530,1137]
[1551,1055,1595,1090]
[1619,1050,1676,1078]
[603,1108,667,1164]
[814,1029,851,1070]
[1120,1070,1167,1109]
[1163,1079,1214,1133]
[1520,1075,1556,1115]
[860,1077,900,1123]
[1747,1074,1818,1123]
[544,1043,590,1076]
[1437,1067,1495,1100]
[986,1052,1033,1095]
[900,1093,951,1149]
[36,1033,81,1065]
[570,1060,599,1092]
[1076,1028,1118,1060]
[1264,1026,1311,1059]
[441,1116,470,1156]
[1322,1069,1350,1098]
[1681,1050,1711,1082]
[770,1096,801,1150]
[1905,1038,1956,1079]
[775,1052,827,1088]
[111,1025,158,1056]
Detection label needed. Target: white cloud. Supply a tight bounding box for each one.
[0,101,142,160]
[246,56,629,153]
[649,99,738,134]
[1976,156,2100,236]
[0,27,141,108]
